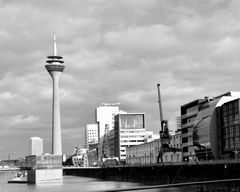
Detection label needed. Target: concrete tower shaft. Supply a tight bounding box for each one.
[45,34,65,155]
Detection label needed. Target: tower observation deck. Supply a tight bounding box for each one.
[45,34,65,155]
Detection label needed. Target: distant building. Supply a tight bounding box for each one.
[29,137,43,156]
[87,148,98,167]
[72,153,88,167]
[181,92,240,161]
[95,103,126,159]
[176,116,181,130]
[72,146,89,167]
[85,124,98,148]
[169,129,182,149]
[126,131,182,165]
[109,113,146,160]
[145,131,159,143]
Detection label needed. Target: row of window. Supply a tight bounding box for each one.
[224,126,240,138]
[223,102,239,112]
[224,137,240,151]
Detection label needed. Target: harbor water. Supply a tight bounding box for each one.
[1,176,198,192]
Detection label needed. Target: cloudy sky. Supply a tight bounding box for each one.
[0,0,240,159]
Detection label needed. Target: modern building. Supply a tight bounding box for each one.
[110,113,146,160]
[95,103,125,159]
[221,98,240,159]
[96,103,121,138]
[181,99,203,161]
[181,92,240,161]
[126,131,182,164]
[29,137,43,156]
[85,124,98,148]
[45,34,65,155]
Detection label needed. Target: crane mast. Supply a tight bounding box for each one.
[157,83,164,131]
[157,84,170,163]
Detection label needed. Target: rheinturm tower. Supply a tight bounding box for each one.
[45,34,65,155]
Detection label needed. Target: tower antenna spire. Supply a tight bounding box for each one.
[53,32,57,56]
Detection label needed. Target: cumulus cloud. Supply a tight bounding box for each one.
[0,0,240,158]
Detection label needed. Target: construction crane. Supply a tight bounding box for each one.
[157,83,171,163]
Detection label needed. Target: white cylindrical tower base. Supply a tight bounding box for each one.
[50,71,62,155]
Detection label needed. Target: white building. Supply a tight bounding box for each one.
[72,153,88,167]
[72,146,89,167]
[169,129,182,149]
[30,137,43,156]
[110,113,146,160]
[145,131,159,142]
[95,103,125,159]
[85,124,98,148]
[96,103,121,138]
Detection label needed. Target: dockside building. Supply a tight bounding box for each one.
[181,91,240,161]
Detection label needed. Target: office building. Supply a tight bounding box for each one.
[110,113,146,160]
[181,92,240,161]
[85,124,98,148]
[30,137,43,156]
[95,103,125,159]
[221,98,240,159]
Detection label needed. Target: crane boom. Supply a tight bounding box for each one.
[157,83,164,131]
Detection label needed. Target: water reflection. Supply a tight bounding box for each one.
[2,176,197,192]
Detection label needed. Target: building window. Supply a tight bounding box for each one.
[230,126,233,137]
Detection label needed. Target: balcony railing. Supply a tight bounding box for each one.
[181,121,194,129]
[181,111,198,119]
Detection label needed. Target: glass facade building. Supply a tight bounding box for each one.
[222,99,240,156]
[192,98,221,161]
[181,92,240,161]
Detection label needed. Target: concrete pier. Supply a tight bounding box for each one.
[26,155,62,184]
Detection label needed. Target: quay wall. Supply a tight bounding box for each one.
[63,163,240,185]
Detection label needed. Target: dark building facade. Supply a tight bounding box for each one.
[181,92,240,162]
[181,99,204,161]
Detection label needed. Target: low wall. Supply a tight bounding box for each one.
[0,169,19,183]
[63,163,240,185]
